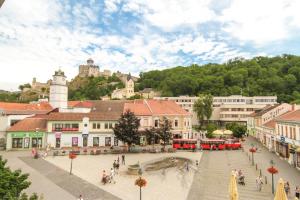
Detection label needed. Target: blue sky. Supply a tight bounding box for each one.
[1,0,300,90]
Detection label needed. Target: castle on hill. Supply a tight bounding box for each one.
[78,58,111,78]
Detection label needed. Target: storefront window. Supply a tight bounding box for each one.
[105,137,111,146]
[24,138,30,148]
[93,137,99,147]
[32,138,38,148]
[72,137,78,147]
[114,137,118,146]
[12,138,23,148]
[56,138,61,148]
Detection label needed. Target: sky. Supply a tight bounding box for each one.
[1,0,300,91]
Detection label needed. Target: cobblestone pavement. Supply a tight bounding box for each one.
[20,156,121,200]
[244,136,300,199]
[187,150,273,200]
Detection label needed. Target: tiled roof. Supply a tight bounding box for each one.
[7,115,48,132]
[276,109,300,122]
[125,99,190,116]
[0,102,52,115]
[262,119,276,129]
[47,112,120,121]
[146,99,189,115]
[252,104,281,117]
[89,100,129,114]
[124,102,152,115]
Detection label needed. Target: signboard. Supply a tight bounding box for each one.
[29,132,44,137]
[10,132,44,138]
[280,136,285,143]
[55,132,62,138]
[11,133,26,138]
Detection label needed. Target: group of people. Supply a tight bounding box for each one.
[233,169,245,185]
[283,181,300,199]
[101,154,126,185]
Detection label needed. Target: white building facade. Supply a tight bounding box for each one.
[49,70,68,109]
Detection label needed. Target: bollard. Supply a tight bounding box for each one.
[256,164,258,170]
[259,169,262,176]
[265,176,267,184]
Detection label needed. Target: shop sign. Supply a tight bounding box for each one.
[11,132,27,138]
[55,132,62,138]
[29,132,44,137]
[82,134,88,138]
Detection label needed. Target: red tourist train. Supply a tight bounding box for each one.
[200,138,241,150]
[172,138,242,150]
[172,139,197,150]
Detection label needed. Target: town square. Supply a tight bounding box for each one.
[2,0,300,200]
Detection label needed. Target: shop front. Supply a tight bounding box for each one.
[276,140,289,159]
[6,132,45,150]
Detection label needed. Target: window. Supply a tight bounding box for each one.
[10,120,20,126]
[93,123,96,129]
[154,119,159,128]
[114,137,118,146]
[97,123,101,129]
[105,123,109,129]
[174,120,178,127]
[84,123,88,127]
[105,137,111,146]
[93,137,99,147]
[93,123,101,129]
[72,137,78,147]
[109,123,113,129]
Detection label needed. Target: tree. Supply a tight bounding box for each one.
[157,117,172,151]
[113,110,140,151]
[0,156,41,200]
[226,123,247,138]
[193,97,205,129]
[144,128,160,146]
[206,123,217,138]
[203,94,213,122]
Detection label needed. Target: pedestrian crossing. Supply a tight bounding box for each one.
[187,150,273,200]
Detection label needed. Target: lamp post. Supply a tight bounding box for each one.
[135,167,146,200]
[69,152,77,175]
[267,159,278,194]
[249,143,256,166]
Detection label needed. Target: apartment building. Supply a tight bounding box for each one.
[154,95,277,126]
[247,103,292,151]
[275,110,300,168]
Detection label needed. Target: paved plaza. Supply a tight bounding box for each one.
[2,138,300,200]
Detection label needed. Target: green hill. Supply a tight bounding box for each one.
[136,54,300,103]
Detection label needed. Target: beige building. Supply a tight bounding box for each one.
[111,75,135,99]
[124,99,192,140]
[155,95,277,126]
[139,88,160,99]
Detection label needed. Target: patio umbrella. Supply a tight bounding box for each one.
[274,178,287,200]
[213,129,224,135]
[224,130,233,135]
[229,171,239,200]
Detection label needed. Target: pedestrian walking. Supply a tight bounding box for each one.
[284,181,290,196]
[295,186,300,199]
[78,194,84,200]
[110,168,116,184]
[195,160,199,167]
[117,155,120,164]
[256,176,263,191]
[113,160,117,170]
[185,161,189,172]
[121,154,125,165]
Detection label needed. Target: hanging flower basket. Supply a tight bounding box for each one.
[249,148,256,153]
[267,166,278,174]
[69,153,77,159]
[135,178,147,187]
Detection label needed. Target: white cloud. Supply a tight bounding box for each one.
[220,0,300,44]
[122,0,216,30]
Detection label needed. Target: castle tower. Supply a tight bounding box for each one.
[49,69,68,109]
[125,73,134,98]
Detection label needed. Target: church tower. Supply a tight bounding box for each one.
[49,69,68,109]
[125,73,134,98]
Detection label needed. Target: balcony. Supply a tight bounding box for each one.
[52,127,79,132]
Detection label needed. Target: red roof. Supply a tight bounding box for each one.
[0,102,52,115]
[276,109,300,122]
[124,99,190,116]
[262,119,276,129]
[68,101,93,108]
[7,115,48,132]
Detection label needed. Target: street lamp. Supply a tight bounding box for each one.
[135,167,147,200]
[69,152,77,175]
[249,143,256,166]
[267,159,278,194]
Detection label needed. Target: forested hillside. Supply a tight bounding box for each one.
[137,55,300,103]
